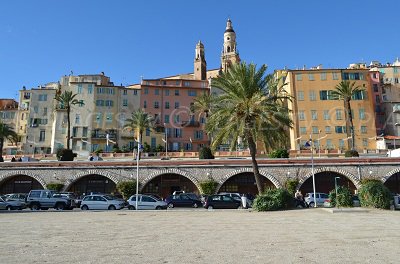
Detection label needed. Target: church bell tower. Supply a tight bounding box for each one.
[221,19,240,72]
[194,40,207,80]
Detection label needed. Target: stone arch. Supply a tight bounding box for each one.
[216,168,282,193]
[140,168,200,192]
[297,167,360,191]
[382,168,400,183]
[62,169,120,192]
[0,171,47,189]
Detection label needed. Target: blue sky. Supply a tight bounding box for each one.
[1,0,399,100]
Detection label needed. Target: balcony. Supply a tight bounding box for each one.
[180,120,200,127]
[91,129,117,139]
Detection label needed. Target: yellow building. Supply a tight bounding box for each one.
[282,67,377,151]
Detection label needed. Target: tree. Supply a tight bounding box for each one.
[206,62,292,194]
[0,121,18,161]
[124,109,154,150]
[332,81,364,150]
[54,90,83,150]
[193,92,213,118]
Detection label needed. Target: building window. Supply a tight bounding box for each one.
[75,114,80,124]
[323,110,330,120]
[123,99,128,107]
[146,128,150,137]
[144,88,149,95]
[105,100,114,107]
[154,101,159,109]
[342,72,349,80]
[133,90,138,95]
[39,130,46,142]
[106,113,112,122]
[174,102,179,109]
[300,127,306,135]
[360,126,367,134]
[78,100,84,107]
[96,100,104,107]
[151,137,156,149]
[326,139,333,149]
[335,126,346,133]
[174,128,182,138]
[308,74,314,81]
[320,90,334,100]
[312,126,319,134]
[297,91,304,101]
[88,84,93,94]
[33,106,39,113]
[309,90,316,101]
[175,90,179,96]
[155,89,159,95]
[296,74,302,81]
[165,115,170,124]
[43,107,47,115]
[38,94,48,101]
[143,101,147,108]
[373,84,378,92]
[325,126,331,134]
[123,89,127,95]
[332,72,339,80]
[188,90,197,96]
[165,89,170,96]
[184,81,190,87]
[82,127,88,137]
[164,101,170,109]
[352,91,366,100]
[362,138,368,147]
[320,73,327,80]
[195,130,203,139]
[359,108,365,120]
[174,114,180,123]
[311,110,317,120]
[339,139,345,149]
[336,109,342,120]
[298,111,305,121]
[77,84,82,94]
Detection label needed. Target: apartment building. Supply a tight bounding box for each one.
[283,66,377,151]
[0,99,19,155]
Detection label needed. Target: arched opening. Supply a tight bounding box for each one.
[219,172,276,196]
[227,46,231,52]
[142,174,199,200]
[384,173,400,194]
[0,175,44,194]
[67,174,116,195]
[299,171,357,195]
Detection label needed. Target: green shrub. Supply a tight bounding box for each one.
[56,148,75,161]
[285,178,299,196]
[253,188,293,211]
[156,144,164,152]
[46,182,64,192]
[199,179,218,195]
[268,149,289,158]
[116,180,138,200]
[345,150,359,157]
[199,146,215,159]
[358,179,392,209]
[328,186,353,207]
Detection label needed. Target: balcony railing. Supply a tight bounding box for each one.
[91,131,117,139]
[180,121,200,127]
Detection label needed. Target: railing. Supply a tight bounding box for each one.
[91,133,117,139]
[180,121,200,127]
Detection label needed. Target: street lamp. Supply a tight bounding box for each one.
[134,138,141,211]
[307,134,317,208]
[334,177,340,207]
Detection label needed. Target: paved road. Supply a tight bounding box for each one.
[0,209,399,264]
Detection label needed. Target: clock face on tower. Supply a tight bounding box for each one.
[227,37,230,40]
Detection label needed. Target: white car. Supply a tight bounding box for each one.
[128,194,167,210]
[305,192,329,207]
[80,194,125,210]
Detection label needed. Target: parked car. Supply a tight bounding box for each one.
[143,193,162,201]
[305,192,329,207]
[80,194,125,210]
[4,193,27,203]
[323,195,361,207]
[219,192,252,208]
[204,194,241,209]
[26,190,75,210]
[0,196,26,210]
[127,194,167,210]
[165,194,203,208]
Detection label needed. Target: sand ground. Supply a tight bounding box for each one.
[0,208,399,264]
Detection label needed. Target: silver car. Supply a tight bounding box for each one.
[128,194,167,210]
[80,195,125,210]
[0,196,25,210]
[305,192,329,207]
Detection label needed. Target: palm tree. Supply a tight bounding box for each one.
[193,92,214,118]
[0,121,18,161]
[206,62,292,194]
[332,80,364,150]
[124,109,154,150]
[54,90,82,150]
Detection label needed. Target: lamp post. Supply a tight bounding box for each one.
[335,177,340,207]
[317,134,327,158]
[135,137,141,211]
[308,134,317,208]
[295,136,302,151]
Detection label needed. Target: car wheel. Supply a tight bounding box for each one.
[108,205,116,210]
[81,205,89,210]
[55,203,65,210]
[31,203,40,211]
[168,203,174,208]
[308,202,315,208]
[192,203,198,208]
[128,205,135,210]
[6,205,12,211]
[207,205,214,210]
[155,206,162,210]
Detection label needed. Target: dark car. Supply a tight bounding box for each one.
[165,194,203,208]
[204,194,241,209]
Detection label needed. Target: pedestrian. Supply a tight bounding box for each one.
[295,190,303,200]
[11,156,16,162]
[17,157,22,162]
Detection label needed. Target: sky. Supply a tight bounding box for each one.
[1,0,399,100]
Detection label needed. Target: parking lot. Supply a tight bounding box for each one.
[1,209,399,264]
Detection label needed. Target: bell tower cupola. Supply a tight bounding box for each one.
[194,40,207,80]
[221,19,240,72]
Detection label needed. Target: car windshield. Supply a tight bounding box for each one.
[104,195,115,200]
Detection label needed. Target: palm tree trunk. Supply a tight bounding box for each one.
[67,106,71,150]
[0,138,4,159]
[346,99,355,150]
[344,99,351,150]
[246,133,263,195]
